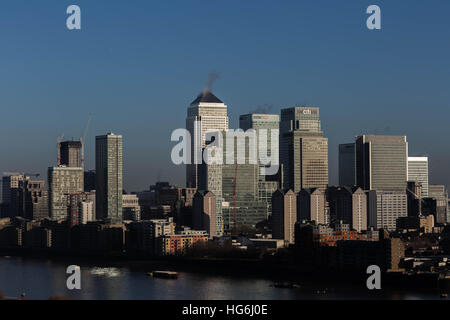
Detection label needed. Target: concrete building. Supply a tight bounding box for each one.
[48,166,84,221]
[367,191,407,231]
[67,192,95,226]
[327,186,367,232]
[60,140,82,168]
[408,157,429,197]
[1,173,25,218]
[280,107,328,193]
[297,188,326,225]
[355,135,408,191]
[272,189,297,244]
[407,181,422,217]
[122,194,141,221]
[186,90,229,188]
[96,133,123,224]
[21,180,48,220]
[193,191,216,238]
[339,143,355,186]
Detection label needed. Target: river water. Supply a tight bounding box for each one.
[0,256,444,300]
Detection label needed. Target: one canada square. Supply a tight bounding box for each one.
[186,90,229,188]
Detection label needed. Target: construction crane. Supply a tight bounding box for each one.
[80,114,92,169]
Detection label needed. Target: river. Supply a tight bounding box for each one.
[0,256,444,300]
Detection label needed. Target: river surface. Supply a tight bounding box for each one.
[0,256,444,300]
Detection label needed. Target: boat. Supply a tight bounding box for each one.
[148,271,178,279]
[441,293,448,299]
[272,282,301,289]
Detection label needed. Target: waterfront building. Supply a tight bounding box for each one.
[193,191,216,238]
[48,166,84,221]
[96,133,123,224]
[67,192,96,226]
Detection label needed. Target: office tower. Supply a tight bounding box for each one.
[84,170,96,192]
[408,157,429,197]
[428,185,448,224]
[280,107,328,193]
[355,135,408,191]
[122,194,141,221]
[327,186,367,232]
[297,188,326,225]
[220,136,267,231]
[68,192,95,226]
[239,113,280,180]
[96,133,123,224]
[339,143,355,186]
[60,141,82,168]
[366,191,407,231]
[48,166,84,220]
[193,191,217,238]
[272,189,297,244]
[1,173,25,217]
[186,90,229,188]
[406,181,422,217]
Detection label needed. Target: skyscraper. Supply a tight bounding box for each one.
[408,157,429,197]
[239,113,280,221]
[280,107,328,193]
[96,133,123,224]
[239,113,279,180]
[1,173,24,218]
[60,141,82,168]
[48,166,84,220]
[355,135,408,191]
[186,90,229,188]
[339,143,356,186]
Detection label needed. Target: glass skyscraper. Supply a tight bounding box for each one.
[407,156,429,197]
[280,107,328,193]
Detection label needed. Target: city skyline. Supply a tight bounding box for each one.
[0,1,449,192]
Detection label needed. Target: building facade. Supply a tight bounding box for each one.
[272,189,297,244]
[355,135,408,192]
[339,143,355,187]
[280,107,328,193]
[408,157,429,197]
[96,133,123,224]
[48,166,84,221]
[186,90,229,188]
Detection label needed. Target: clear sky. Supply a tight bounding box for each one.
[0,0,449,192]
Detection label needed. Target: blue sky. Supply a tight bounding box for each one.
[0,0,449,191]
